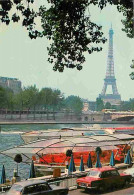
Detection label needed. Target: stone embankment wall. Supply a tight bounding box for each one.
[0,111,105,122]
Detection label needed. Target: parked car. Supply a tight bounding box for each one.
[123,167,134,182]
[76,166,132,192]
[5,179,69,195]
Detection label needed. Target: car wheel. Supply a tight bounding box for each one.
[60,192,67,195]
[124,180,130,188]
[98,185,105,193]
[132,178,134,182]
[110,184,116,191]
[85,188,89,192]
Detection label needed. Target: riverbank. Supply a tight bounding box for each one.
[0,120,134,125]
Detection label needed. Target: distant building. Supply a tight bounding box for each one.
[82,101,89,112]
[88,101,96,111]
[0,76,21,94]
[82,99,96,112]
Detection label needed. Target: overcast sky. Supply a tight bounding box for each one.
[0,3,134,101]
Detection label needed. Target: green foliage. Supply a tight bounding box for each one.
[0,86,14,109]
[40,0,106,72]
[96,98,104,111]
[120,99,134,111]
[105,102,111,109]
[95,147,102,155]
[66,149,73,157]
[0,86,7,108]
[64,95,83,114]
[0,0,133,72]
[0,85,84,113]
[39,88,63,111]
[22,85,39,110]
[130,60,134,80]
[14,154,22,163]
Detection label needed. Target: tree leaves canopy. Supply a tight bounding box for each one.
[65,95,83,114]
[0,0,133,72]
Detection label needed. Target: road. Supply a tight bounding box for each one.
[69,184,134,195]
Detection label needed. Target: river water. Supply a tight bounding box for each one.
[0,123,133,180]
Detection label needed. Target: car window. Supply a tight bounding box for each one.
[87,170,100,177]
[23,185,37,194]
[9,184,23,192]
[101,171,111,178]
[23,183,51,194]
[36,183,51,192]
[110,170,119,176]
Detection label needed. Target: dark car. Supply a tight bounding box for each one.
[5,179,69,195]
[76,166,132,192]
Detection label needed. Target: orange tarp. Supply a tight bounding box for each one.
[39,145,130,165]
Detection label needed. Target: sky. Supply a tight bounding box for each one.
[0,3,134,101]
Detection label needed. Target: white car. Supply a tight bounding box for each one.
[123,168,134,182]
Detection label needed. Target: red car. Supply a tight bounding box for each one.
[76,166,132,192]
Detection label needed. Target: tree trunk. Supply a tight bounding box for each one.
[53,108,55,120]
[40,109,42,119]
[19,110,21,119]
[34,106,36,120]
[5,109,7,119]
[17,163,18,176]
[11,109,13,119]
[47,109,49,120]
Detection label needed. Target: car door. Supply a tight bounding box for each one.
[36,183,55,195]
[22,183,54,195]
[100,171,112,189]
[110,170,124,187]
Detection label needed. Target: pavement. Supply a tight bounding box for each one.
[69,183,134,195]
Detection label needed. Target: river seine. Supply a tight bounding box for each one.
[0,123,133,180]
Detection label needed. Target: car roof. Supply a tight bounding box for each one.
[14,179,47,187]
[90,166,116,172]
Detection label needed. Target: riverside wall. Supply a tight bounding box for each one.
[0,111,134,125]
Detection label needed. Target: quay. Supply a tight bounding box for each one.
[69,184,134,195]
[0,163,133,193]
[0,120,134,125]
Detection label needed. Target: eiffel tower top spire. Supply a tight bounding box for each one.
[99,27,121,106]
[106,26,115,78]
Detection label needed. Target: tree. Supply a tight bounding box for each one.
[95,146,102,155]
[96,97,104,111]
[64,95,83,114]
[119,99,134,111]
[0,86,7,108]
[105,102,111,109]
[0,0,133,72]
[51,89,63,111]
[130,59,134,80]
[21,85,39,110]
[14,154,22,176]
[66,149,73,157]
[39,88,53,110]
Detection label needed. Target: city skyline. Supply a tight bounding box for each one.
[0,4,134,101]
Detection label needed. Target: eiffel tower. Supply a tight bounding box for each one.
[99,27,121,105]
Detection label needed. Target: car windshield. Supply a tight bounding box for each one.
[10,184,23,192]
[87,170,100,177]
